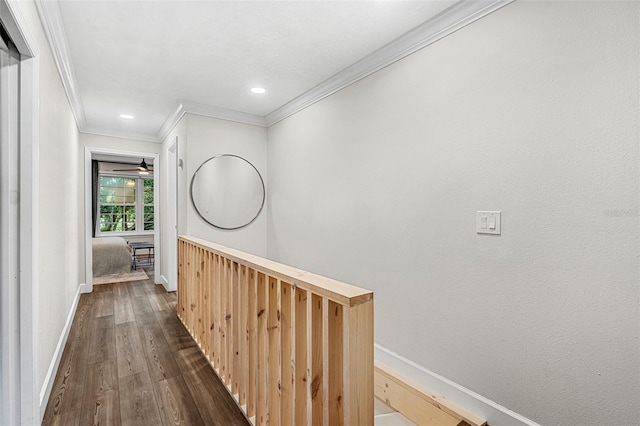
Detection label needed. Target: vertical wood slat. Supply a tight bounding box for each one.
[268,277,281,426]
[310,294,323,426]
[204,250,211,358]
[177,241,180,312]
[233,262,241,397]
[344,301,374,426]
[220,256,228,381]
[295,290,308,426]
[328,301,344,426]
[188,243,193,334]
[322,299,329,426]
[214,254,222,371]
[247,268,257,420]
[177,240,182,316]
[186,242,193,334]
[239,265,249,408]
[256,272,268,426]
[177,237,374,426]
[183,242,189,330]
[208,250,216,363]
[226,259,234,389]
[194,247,199,343]
[202,249,209,357]
[280,282,294,426]
[198,248,205,347]
[202,251,207,361]
[191,243,196,335]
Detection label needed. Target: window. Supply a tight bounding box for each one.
[143,178,154,231]
[99,175,154,234]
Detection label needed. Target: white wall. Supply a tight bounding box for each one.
[80,132,161,154]
[182,114,268,256]
[266,2,639,425]
[11,0,83,395]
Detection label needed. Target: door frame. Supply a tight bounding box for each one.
[0,1,40,423]
[165,137,178,292]
[84,147,161,292]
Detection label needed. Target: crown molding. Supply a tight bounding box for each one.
[156,99,267,143]
[79,126,161,144]
[156,101,187,143]
[265,0,514,126]
[34,0,87,127]
[183,100,267,128]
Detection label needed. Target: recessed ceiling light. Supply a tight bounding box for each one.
[250,87,266,94]
[119,114,134,119]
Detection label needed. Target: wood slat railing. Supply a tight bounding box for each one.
[177,235,374,426]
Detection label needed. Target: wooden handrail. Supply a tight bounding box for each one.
[177,235,375,426]
[181,236,373,307]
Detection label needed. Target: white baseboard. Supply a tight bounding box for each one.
[160,274,169,291]
[160,274,176,292]
[374,343,540,426]
[39,284,83,421]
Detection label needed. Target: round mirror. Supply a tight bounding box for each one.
[190,154,265,230]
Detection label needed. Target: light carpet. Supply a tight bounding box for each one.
[93,269,148,285]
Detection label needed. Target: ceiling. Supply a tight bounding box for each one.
[37,0,511,142]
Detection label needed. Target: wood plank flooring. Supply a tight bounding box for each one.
[42,270,249,426]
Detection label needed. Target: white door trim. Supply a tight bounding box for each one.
[0,1,40,424]
[84,147,161,292]
[165,137,178,292]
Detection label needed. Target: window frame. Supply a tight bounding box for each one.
[142,177,155,231]
[96,172,154,236]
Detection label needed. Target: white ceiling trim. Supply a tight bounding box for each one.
[181,100,267,128]
[36,0,513,143]
[265,0,514,126]
[34,0,87,128]
[156,99,266,142]
[156,101,187,143]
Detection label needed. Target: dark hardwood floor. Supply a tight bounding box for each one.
[42,269,249,426]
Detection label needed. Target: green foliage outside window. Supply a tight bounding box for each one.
[99,176,154,233]
[143,179,154,231]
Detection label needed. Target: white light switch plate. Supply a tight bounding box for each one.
[477,211,501,235]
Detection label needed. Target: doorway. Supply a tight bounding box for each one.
[84,148,161,292]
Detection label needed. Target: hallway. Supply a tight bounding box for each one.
[42,271,249,426]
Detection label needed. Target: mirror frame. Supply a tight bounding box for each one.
[189,154,266,230]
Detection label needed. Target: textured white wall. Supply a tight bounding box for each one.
[13,0,83,392]
[266,2,640,425]
[183,114,268,256]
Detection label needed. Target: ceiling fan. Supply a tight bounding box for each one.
[112,158,154,174]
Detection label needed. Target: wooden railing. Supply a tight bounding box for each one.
[177,236,374,426]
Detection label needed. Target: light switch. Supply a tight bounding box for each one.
[477,211,501,235]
